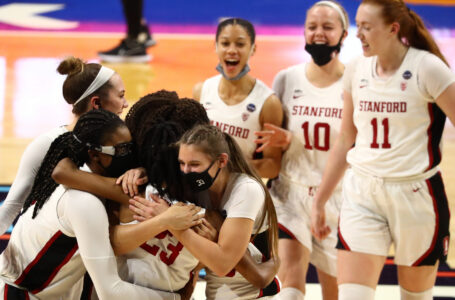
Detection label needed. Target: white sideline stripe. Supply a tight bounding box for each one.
[192,282,455,300]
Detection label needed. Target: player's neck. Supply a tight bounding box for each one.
[376,43,408,77]
[219,75,255,105]
[307,59,344,88]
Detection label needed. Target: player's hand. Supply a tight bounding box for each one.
[193,218,218,241]
[116,167,148,197]
[162,202,204,231]
[129,195,169,221]
[254,123,292,152]
[311,201,331,241]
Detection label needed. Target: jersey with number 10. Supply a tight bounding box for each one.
[273,63,343,186]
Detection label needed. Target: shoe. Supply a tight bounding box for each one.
[137,24,157,48]
[98,38,151,63]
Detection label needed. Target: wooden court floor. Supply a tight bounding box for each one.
[0,32,454,266]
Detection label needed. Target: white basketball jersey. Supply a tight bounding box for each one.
[200,75,274,159]
[347,48,447,177]
[205,243,264,300]
[0,185,85,299]
[204,174,277,299]
[118,185,198,292]
[274,63,343,186]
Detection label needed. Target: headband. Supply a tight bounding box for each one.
[314,1,347,30]
[73,66,115,106]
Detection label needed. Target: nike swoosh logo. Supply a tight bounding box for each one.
[413,188,420,192]
[293,95,302,99]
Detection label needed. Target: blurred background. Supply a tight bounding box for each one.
[0,0,454,298]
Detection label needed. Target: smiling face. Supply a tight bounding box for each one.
[99,73,128,115]
[215,24,255,79]
[355,3,394,57]
[178,144,219,176]
[305,4,345,47]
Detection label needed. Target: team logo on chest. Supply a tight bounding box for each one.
[242,112,250,121]
[292,89,304,99]
[203,101,212,110]
[359,79,368,89]
[400,82,407,91]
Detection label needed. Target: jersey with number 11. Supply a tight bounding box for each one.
[346,48,447,177]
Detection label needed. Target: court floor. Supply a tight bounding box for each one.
[1,30,455,298]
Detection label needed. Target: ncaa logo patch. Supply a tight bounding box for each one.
[242,112,250,121]
[246,103,256,112]
[402,70,412,80]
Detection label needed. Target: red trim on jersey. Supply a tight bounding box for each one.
[3,284,7,299]
[274,277,281,292]
[14,231,78,293]
[412,180,439,266]
[32,244,78,293]
[337,226,351,251]
[278,223,297,240]
[15,231,64,286]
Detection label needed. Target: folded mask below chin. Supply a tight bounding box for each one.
[304,35,343,66]
[216,63,251,81]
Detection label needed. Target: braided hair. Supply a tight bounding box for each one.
[125,91,209,200]
[23,109,125,218]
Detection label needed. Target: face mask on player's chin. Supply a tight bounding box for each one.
[215,45,254,81]
[305,34,343,66]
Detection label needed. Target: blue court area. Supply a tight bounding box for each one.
[1,0,455,32]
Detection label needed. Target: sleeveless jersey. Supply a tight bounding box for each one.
[346,48,451,177]
[273,63,343,186]
[0,185,84,299]
[200,75,274,159]
[118,185,199,292]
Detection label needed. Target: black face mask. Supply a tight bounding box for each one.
[104,153,137,178]
[304,34,343,66]
[181,160,221,192]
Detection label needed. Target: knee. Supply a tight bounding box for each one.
[400,287,432,300]
[338,283,375,300]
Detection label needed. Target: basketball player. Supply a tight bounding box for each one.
[193,18,283,179]
[311,1,455,299]
[254,2,348,299]
[0,110,184,299]
[0,56,128,235]
[52,93,279,298]
[172,124,281,299]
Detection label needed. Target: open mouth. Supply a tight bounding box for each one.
[225,60,240,67]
